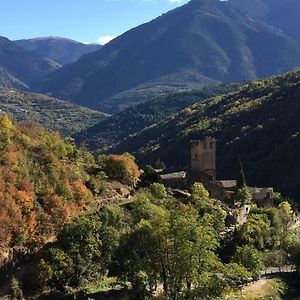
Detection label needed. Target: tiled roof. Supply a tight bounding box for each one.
[160,171,187,180]
[218,180,237,188]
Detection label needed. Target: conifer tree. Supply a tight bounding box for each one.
[236,158,246,189]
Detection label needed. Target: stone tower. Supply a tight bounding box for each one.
[191,137,216,179]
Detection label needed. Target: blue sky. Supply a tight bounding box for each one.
[0,0,189,44]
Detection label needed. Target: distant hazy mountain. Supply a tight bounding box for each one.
[34,0,300,113]
[15,37,102,65]
[0,88,107,136]
[0,36,60,89]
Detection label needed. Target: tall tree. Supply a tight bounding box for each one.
[236,158,246,189]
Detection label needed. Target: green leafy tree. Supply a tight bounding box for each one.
[149,183,167,202]
[233,245,264,279]
[29,208,123,292]
[236,215,272,250]
[114,200,221,299]
[236,186,252,205]
[284,228,300,271]
[191,182,209,204]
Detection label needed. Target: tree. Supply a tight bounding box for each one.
[284,228,300,271]
[236,159,246,189]
[104,154,141,187]
[191,182,209,203]
[29,209,123,292]
[10,277,24,300]
[114,202,221,299]
[149,183,167,202]
[235,186,252,205]
[278,201,293,229]
[140,165,159,187]
[233,245,264,279]
[236,215,272,250]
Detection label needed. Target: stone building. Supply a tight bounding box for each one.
[159,137,274,207]
[191,137,216,179]
[159,171,187,189]
[251,187,274,208]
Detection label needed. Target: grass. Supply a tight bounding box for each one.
[227,278,287,300]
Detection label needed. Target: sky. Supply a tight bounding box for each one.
[0,0,189,44]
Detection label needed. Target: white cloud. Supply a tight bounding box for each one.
[97,35,117,45]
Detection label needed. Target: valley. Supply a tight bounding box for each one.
[1,0,300,299]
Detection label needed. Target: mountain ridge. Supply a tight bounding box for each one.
[33,0,300,113]
[75,83,239,150]
[0,36,60,89]
[15,37,102,65]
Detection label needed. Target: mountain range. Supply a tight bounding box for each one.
[33,0,300,113]
[15,37,102,66]
[0,36,60,89]
[0,36,102,91]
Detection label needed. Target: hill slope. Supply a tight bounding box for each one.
[113,68,300,199]
[231,0,300,39]
[15,37,102,65]
[0,89,107,136]
[0,115,94,263]
[34,0,300,113]
[75,83,238,150]
[0,67,28,90]
[0,36,60,89]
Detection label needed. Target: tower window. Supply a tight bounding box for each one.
[203,142,207,149]
[210,142,214,149]
[195,153,198,159]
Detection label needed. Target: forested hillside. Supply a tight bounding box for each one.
[76,83,238,150]
[1,117,300,300]
[0,116,139,266]
[0,89,107,136]
[114,68,300,199]
[0,116,94,261]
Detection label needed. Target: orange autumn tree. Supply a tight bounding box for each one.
[104,154,141,187]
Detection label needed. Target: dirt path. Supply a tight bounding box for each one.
[241,279,274,299]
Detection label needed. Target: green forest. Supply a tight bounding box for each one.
[76,83,239,151]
